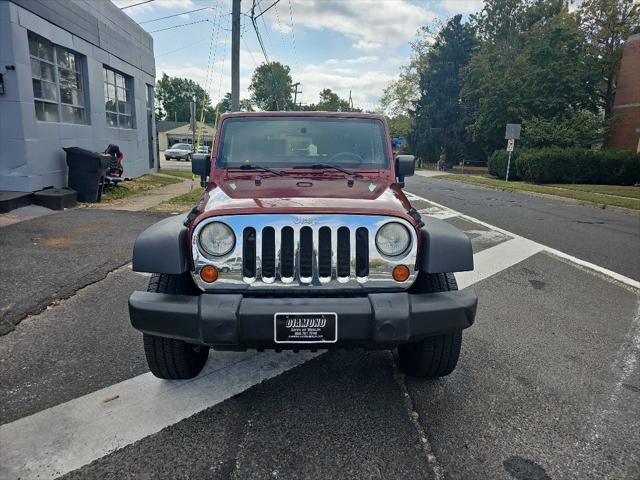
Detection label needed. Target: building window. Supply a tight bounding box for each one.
[29,32,86,124]
[103,67,134,128]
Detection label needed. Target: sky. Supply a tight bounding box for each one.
[114,0,485,111]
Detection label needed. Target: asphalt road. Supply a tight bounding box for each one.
[1,189,639,479]
[405,175,640,281]
[0,209,166,333]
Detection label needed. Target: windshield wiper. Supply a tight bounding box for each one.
[292,163,362,177]
[232,164,287,176]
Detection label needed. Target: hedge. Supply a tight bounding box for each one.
[487,150,522,180]
[516,148,640,185]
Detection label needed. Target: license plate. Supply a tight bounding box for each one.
[274,312,337,344]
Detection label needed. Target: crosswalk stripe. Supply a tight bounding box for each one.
[0,351,319,479]
[406,191,640,290]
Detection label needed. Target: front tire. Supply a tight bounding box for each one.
[398,273,463,378]
[143,273,209,379]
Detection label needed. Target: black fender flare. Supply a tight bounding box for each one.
[132,214,190,274]
[419,218,473,273]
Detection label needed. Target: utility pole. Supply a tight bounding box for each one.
[190,96,196,148]
[291,82,301,109]
[231,0,241,111]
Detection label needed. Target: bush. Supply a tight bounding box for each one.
[516,148,640,185]
[488,150,522,180]
[520,110,607,149]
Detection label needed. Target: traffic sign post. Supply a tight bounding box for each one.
[504,124,521,182]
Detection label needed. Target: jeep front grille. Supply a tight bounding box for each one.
[240,225,370,283]
[191,214,418,291]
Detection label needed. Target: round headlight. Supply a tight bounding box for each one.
[376,222,411,256]
[199,222,235,257]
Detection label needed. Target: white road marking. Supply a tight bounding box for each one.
[2,190,638,480]
[455,237,543,290]
[406,191,640,290]
[0,351,319,480]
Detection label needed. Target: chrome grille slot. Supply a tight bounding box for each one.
[262,227,276,280]
[242,227,256,279]
[337,227,350,278]
[318,227,332,278]
[281,227,294,280]
[299,227,313,281]
[192,214,418,291]
[356,227,369,278]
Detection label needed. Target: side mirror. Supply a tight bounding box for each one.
[395,155,415,187]
[191,153,211,187]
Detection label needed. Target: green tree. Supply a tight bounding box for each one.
[520,109,609,148]
[463,0,596,154]
[387,115,413,153]
[411,15,478,164]
[249,62,293,111]
[577,0,640,117]
[380,26,435,117]
[215,93,255,114]
[155,73,215,122]
[215,92,232,114]
[313,89,352,111]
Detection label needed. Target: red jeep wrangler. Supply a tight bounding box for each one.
[129,112,477,379]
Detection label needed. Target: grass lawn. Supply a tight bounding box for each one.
[149,187,204,213]
[158,169,195,180]
[434,174,640,210]
[100,174,183,203]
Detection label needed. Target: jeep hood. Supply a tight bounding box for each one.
[194,175,415,225]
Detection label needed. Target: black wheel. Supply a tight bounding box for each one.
[186,153,192,162]
[398,273,463,378]
[143,273,209,379]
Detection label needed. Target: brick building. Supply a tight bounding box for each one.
[608,33,640,152]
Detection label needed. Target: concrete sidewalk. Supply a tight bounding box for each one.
[90,178,195,211]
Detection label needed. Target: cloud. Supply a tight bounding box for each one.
[325,56,379,66]
[440,0,485,14]
[272,22,293,34]
[284,0,436,51]
[296,65,396,110]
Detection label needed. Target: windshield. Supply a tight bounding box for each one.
[217,117,389,169]
[172,144,191,150]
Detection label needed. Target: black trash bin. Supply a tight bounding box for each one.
[63,147,111,202]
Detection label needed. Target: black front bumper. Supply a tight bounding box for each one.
[129,290,477,350]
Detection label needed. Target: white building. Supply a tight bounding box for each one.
[0,0,157,193]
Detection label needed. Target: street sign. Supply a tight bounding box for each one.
[507,138,515,152]
[505,123,521,140]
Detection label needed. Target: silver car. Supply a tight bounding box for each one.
[165,143,193,161]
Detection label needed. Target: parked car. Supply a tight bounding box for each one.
[129,112,477,380]
[165,143,193,161]
[196,145,210,154]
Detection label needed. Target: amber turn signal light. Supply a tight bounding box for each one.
[200,265,219,283]
[392,264,410,282]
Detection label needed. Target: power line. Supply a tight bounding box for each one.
[138,6,214,24]
[254,0,281,20]
[250,0,270,63]
[120,0,153,10]
[242,32,260,69]
[155,36,210,58]
[148,19,210,33]
[287,0,299,71]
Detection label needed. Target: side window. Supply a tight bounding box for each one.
[29,32,86,124]
[103,67,135,128]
